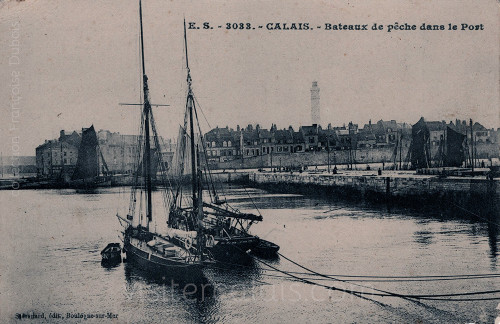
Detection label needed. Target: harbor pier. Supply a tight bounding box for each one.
[249,171,500,214]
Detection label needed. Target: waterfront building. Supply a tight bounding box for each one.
[36,129,175,179]
[199,118,498,169]
[273,127,295,154]
[204,126,240,163]
[300,124,320,152]
[97,130,175,174]
[36,130,80,180]
[374,120,400,146]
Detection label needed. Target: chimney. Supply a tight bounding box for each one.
[60,130,65,138]
[237,125,240,132]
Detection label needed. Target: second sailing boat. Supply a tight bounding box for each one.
[168,21,279,262]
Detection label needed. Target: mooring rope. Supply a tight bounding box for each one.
[274,252,500,301]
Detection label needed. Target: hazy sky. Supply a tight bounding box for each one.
[1,0,499,156]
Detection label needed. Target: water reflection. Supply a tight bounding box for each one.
[488,221,499,265]
[101,259,122,269]
[205,258,263,286]
[124,262,219,323]
[413,230,433,246]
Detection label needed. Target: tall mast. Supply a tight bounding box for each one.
[184,18,198,208]
[470,118,474,172]
[184,19,205,257]
[60,142,64,178]
[139,0,153,225]
[399,130,402,170]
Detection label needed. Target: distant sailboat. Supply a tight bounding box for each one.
[70,125,110,188]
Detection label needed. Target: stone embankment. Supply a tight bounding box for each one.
[248,171,500,213]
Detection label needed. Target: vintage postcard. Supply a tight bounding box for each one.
[1,0,499,323]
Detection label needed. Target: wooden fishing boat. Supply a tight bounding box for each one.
[116,0,212,281]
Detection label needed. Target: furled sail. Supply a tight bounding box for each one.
[444,126,466,167]
[411,117,430,169]
[72,125,99,180]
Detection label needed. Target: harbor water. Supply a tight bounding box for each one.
[1,186,499,323]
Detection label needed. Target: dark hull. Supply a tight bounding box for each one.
[250,239,280,259]
[101,243,122,264]
[208,236,260,262]
[101,252,121,263]
[124,241,203,282]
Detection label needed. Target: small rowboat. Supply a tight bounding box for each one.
[101,243,122,263]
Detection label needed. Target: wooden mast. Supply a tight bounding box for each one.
[470,118,474,172]
[184,18,205,257]
[184,18,197,209]
[139,0,153,226]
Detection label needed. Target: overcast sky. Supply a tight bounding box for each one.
[1,0,498,156]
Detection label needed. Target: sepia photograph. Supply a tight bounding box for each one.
[1,0,499,323]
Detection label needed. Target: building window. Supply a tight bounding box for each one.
[211,141,216,147]
[228,140,232,147]
[223,141,227,147]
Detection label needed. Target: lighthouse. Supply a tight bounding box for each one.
[311,81,320,125]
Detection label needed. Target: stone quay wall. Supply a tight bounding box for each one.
[249,172,500,211]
